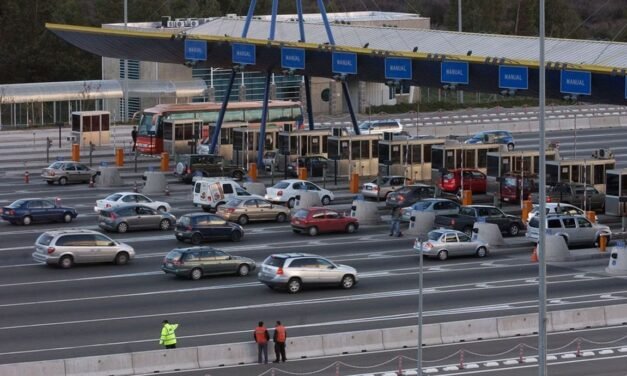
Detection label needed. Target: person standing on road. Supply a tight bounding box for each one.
[159,320,178,349]
[131,126,138,152]
[254,321,270,364]
[390,206,403,237]
[273,320,287,363]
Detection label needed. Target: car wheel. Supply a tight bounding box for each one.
[463,226,473,237]
[507,143,515,151]
[287,278,302,293]
[63,213,73,223]
[237,264,250,276]
[115,252,130,265]
[476,246,488,258]
[341,275,355,289]
[321,195,331,206]
[276,213,287,223]
[201,205,211,213]
[308,226,318,236]
[117,222,129,233]
[157,206,167,212]
[191,233,203,245]
[231,230,242,242]
[190,268,203,281]
[292,229,299,233]
[22,216,32,226]
[58,177,68,185]
[59,255,73,269]
[159,219,171,231]
[175,235,183,241]
[237,215,249,226]
[509,223,520,237]
[46,181,54,185]
[232,171,244,180]
[287,197,296,208]
[214,203,224,212]
[345,223,357,234]
[437,250,449,261]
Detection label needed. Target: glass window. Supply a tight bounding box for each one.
[27,200,42,209]
[224,110,244,123]
[136,195,151,203]
[351,140,361,159]
[209,216,227,225]
[576,217,592,228]
[122,195,135,203]
[547,219,562,228]
[444,233,458,243]
[457,233,471,242]
[377,143,389,163]
[325,210,340,219]
[594,164,608,185]
[322,135,328,154]
[315,258,334,268]
[63,234,97,247]
[41,200,56,209]
[244,199,257,207]
[94,234,114,246]
[288,259,307,268]
[464,149,475,169]
[223,184,234,194]
[487,155,499,177]
[327,139,339,159]
[411,144,421,164]
[391,144,401,164]
[257,199,272,209]
[312,211,325,219]
[183,251,200,261]
[360,140,370,159]
[487,208,502,216]
[200,250,217,259]
[477,149,488,168]
[562,218,576,228]
[245,109,263,122]
[622,175,627,196]
[310,136,320,154]
[423,144,432,163]
[445,150,455,170]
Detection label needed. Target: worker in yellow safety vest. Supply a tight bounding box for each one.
[159,320,179,349]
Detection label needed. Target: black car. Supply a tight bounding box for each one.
[162,246,256,280]
[1,198,78,225]
[174,154,246,184]
[385,184,437,208]
[175,213,244,244]
[287,156,329,177]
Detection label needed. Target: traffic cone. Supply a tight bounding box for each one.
[531,246,538,263]
[164,185,170,196]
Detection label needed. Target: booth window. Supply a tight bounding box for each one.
[340,141,349,159]
[322,135,328,153]
[391,145,401,164]
[623,175,627,196]
[546,164,559,185]
[162,122,173,141]
[487,155,499,177]
[328,139,339,159]
[278,134,289,154]
[351,140,361,159]
[379,144,390,163]
[310,137,320,154]
[445,150,455,170]
[477,149,488,168]
[594,164,609,185]
[411,145,422,164]
[264,133,274,150]
[290,136,298,155]
[423,144,432,163]
[371,140,378,158]
[221,128,232,144]
[233,131,244,151]
[465,150,476,169]
[360,140,370,159]
[571,165,580,183]
[431,149,443,170]
[606,173,619,196]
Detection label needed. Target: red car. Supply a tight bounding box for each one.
[440,169,487,194]
[291,207,359,236]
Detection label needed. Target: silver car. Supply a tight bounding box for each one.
[32,229,135,268]
[361,176,410,200]
[257,253,358,293]
[41,161,98,185]
[415,229,489,261]
[98,204,176,233]
[526,214,611,247]
[401,198,460,222]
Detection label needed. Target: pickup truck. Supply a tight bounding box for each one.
[530,182,605,212]
[434,205,525,237]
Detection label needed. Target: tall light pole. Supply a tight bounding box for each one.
[458,0,464,104]
[415,236,424,376]
[123,0,129,122]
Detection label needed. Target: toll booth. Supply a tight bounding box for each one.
[162,118,203,156]
[605,169,627,216]
[202,122,248,159]
[71,111,110,148]
[232,125,282,167]
[327,131,380,177]
[276,128,331,171]
[545,157,615,192]
[486,149,558,180]
[431,141,501,183]
[377,133,445,182]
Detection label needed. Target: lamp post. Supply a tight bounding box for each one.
[414,236,424,376]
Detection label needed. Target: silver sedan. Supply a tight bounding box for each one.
[414,229,488,261]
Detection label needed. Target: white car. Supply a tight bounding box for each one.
[94,192,171,213]
[265,179,334,208]
[527,203,594,222]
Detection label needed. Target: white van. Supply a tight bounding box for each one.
[192,178,261,212]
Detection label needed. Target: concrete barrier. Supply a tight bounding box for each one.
[132,348,199,374]
[142,171,166,194]
[382,324,442,349]
[285,335,325,359]
[65,353,133,376]
[0,360,65,376]
[243,182,266,197]
[440,317,499,343]
[497,313,541,337]
[551,306,606,331]
[406,211,435,237]
[322,329,383,355]
[604,303,627,326]
[545,234,571,262]
[350,199,379,225]
[473,222,504,247]
[198,342,255,368]
[95,166,123,187]
[293,191,321,210]
[606,246,627,275]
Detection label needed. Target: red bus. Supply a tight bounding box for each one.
[136,101,304,154]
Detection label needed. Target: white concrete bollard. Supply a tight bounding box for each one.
[473,222,505,246]
[293,191,321,210]
[142,171,167,194]
[243,182,266,197]
[606,245,627,275]
[406,211,435,236]
[349,199,379,225]
[95,166,124,187]
[545,234,571,262]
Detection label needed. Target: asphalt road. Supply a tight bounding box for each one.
[1,125,627,376]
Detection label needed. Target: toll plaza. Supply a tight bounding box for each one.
[545,156,615,192]
[431,142,501,183]
[327,130,380,177]
[276,128,331,171]
[377,133,444,182]
[486,149,558,180]
[605,169,627,216]
[232,125,281,167]
[162,118,202,156]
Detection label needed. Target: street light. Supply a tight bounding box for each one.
[413,236,425,376]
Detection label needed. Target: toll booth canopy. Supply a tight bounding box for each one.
[327,133,380,176]
[232,126,281,167]
[431,142,501,183]
[277,128,331,171]
[162,118,203,156]
[545,157,615,192]
[605,169,627,216]
[378,133,444,182]
[486,150,557,179]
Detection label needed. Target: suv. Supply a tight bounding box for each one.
[526,214,611,247]
[257,253,358,293]
[175,154,246,184]
[32,229,135,268]
[161,246,256,280]
[465,130,515,151]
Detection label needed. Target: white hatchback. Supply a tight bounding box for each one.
[94,192,171,213]
[265,179,334,208]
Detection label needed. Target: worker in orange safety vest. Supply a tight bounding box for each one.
[273,320,287,363]
[253,321,270,364]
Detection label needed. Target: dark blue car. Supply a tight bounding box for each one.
[465,130,515,151]
[175,213,244,244]
[1,199,78,225]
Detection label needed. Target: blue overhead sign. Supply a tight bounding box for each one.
[281,47,305,70]
[332,52,357,75]
[184,40,207,61]
[384,57,412,80]
[499,66,528,90]
[441,61,469,84]
[231,43,256,65]
[560,70,591,95]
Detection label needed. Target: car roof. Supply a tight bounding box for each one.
[279,179,310,183]
[448,168,482,173]
[182,212,215,218]
[421,198,453,202]
[42,229,102,236]
[406,183,433,187]
[431,228,464,235]
[467,205,498,209]
[270,253,318,259]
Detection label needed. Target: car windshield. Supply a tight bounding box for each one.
[428,231,443,241]
[443,173,455,180]
[179,216,192,226]
[273,182,290,189]
[503,177,518,187]
[49,161,64,169]
[8,200,26,208]
[293,209,309,219]
[105,193,122,201]
[36,233,54,245]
